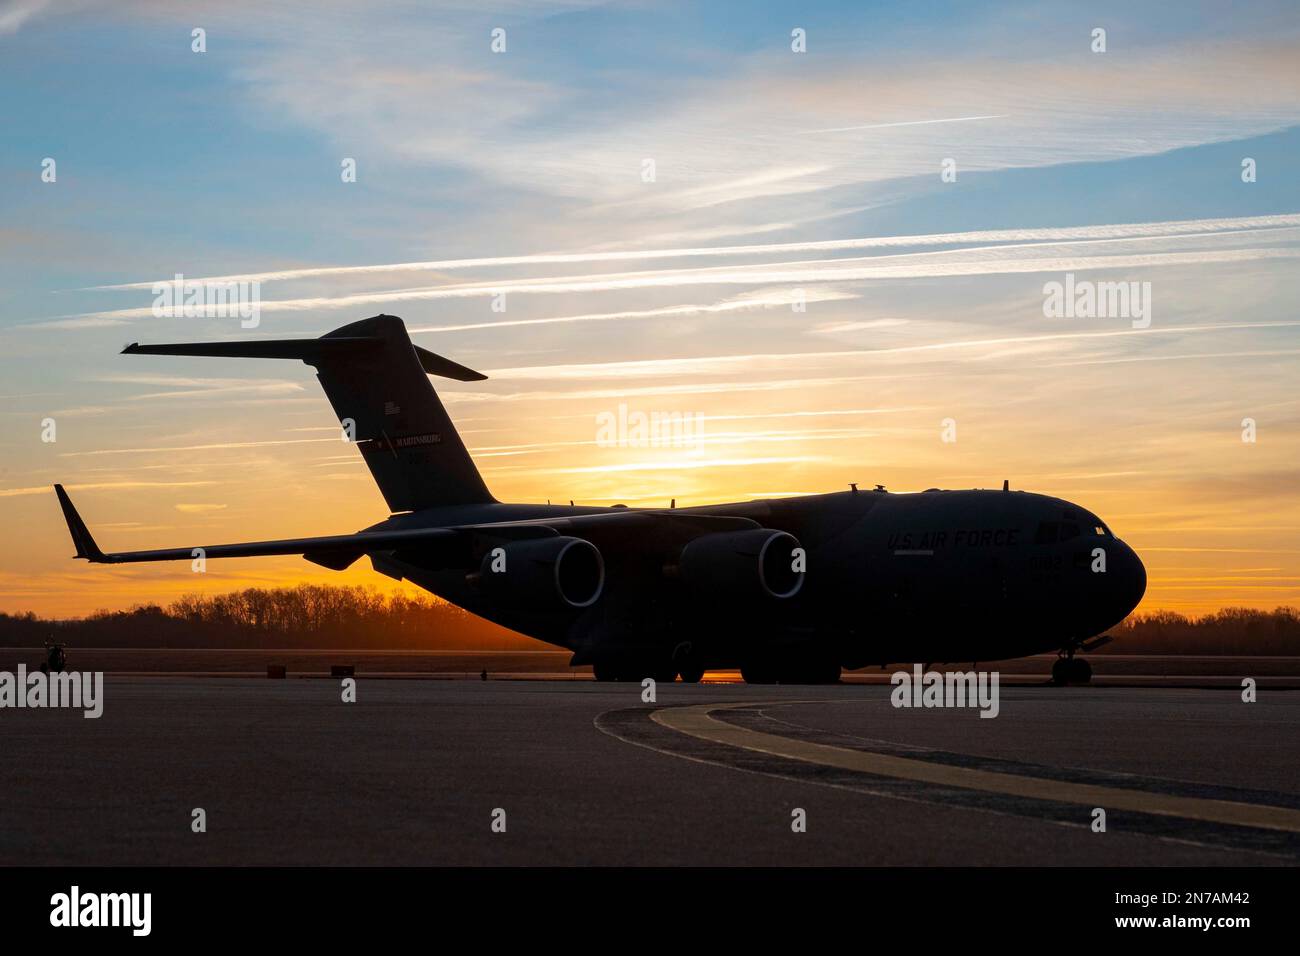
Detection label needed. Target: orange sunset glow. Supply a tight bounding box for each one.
[5,302,1299,622]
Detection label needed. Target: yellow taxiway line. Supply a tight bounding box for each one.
[652,701,1300,833]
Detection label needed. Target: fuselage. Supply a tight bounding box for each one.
[366,486,1146,670]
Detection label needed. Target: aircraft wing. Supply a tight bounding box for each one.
[55,485,760,570]
[54,484,460,569]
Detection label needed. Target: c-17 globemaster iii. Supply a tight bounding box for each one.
[55,314,1145,684]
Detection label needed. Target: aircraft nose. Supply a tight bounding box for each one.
[1111,538,1146,618]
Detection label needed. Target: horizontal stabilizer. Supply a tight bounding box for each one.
[122,336,379,361]
[122,329,486,382]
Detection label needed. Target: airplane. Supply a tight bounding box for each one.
[54,313,1146,685]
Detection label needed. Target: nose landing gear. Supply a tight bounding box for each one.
[1052,634,1111,685]
[1051,654,1092,686]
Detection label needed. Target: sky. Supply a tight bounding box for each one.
[1,0,1298,618]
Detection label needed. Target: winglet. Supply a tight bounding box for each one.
[53,484,106,562]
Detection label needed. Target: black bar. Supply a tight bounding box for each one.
[0,867,1285,942]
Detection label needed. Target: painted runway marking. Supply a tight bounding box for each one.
[653,702,1300,834]
[595,700,1300,858]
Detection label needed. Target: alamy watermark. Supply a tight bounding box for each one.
[0,666,103,718]
[152,273,261,328]
[50,886,150,936]
[1042,272,1151,329]
[890,664,1000,718]
[596,403,705,448]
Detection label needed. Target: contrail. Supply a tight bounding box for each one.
[46,245,1300,327]
[802,114,1008,134]
[481,321,1300,380]
[79,213,1300,291]
[407,289,856,334]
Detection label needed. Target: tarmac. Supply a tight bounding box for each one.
[1,675,1296,865]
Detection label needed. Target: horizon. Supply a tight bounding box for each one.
[3,1,1299,618]
[5,583,1299,628]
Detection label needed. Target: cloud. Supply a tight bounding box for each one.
[0,480,215,498]
[85,213,1300,290]
[77,375,307,401]
[59,6,1299,250]
[59,437,338,458]
[493,456,825,476]
[408,288,858,334]
[480,321,1300,380]
[814,319,910,334]
[45,230,1300,325]
[441,375,919,405]
[801,114,1008,134]
[0,0,51,36]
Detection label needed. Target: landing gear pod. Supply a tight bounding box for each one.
[476,536,605,610]
[672,529,804,600]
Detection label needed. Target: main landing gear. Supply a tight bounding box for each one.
[676,663,705,684]
[591,657,839,684]
[592,661,678,683]
[591,642,709,684]
[739,658,841,685]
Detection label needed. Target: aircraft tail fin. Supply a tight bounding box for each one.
[122,315,494,512]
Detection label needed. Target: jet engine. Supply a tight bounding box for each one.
[669,528,804,600]
[474,535,605,609]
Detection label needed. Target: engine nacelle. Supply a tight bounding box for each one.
[672,528,804,600]
[475,536,604,610]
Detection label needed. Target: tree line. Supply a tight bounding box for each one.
[0,585,538,649]
[1106,606,1300,656]
[0,586,1297,654]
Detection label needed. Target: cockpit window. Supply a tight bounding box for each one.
[1041,515,1111,544]
[1037,519,1094,544]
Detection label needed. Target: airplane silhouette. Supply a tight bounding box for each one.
[55,314,1145,684]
